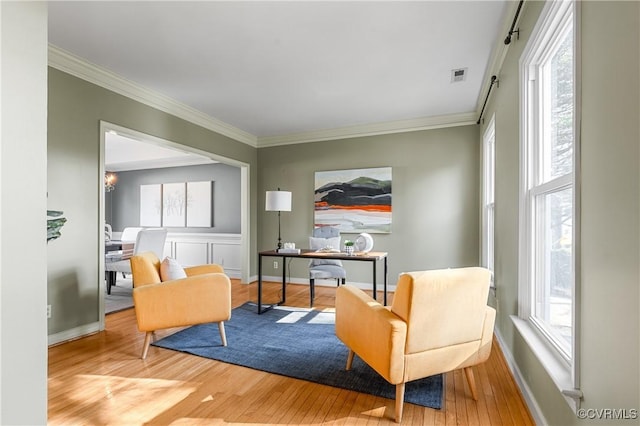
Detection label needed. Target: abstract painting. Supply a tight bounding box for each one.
[314,167,392,233]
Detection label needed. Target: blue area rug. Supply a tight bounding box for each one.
[152,303,443,409]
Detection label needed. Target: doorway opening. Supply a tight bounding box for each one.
[98,121,251,328]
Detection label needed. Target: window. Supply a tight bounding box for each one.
[517,0,580,408]
[482,116,495,274]
[527,17,575,359]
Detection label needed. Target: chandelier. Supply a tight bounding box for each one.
[105,172,117,192]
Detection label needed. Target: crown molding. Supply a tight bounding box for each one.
[257,112,478,147]
[49,44,479,149]
[48,44,258,147]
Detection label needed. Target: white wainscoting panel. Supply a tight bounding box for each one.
[212,243,241,273]
[174,241,209,266]
[165,233,241,278]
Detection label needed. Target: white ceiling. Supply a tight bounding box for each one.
[105,132,217,172]
[48,1,511,148]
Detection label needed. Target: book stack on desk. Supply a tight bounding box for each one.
[277,248,301,254]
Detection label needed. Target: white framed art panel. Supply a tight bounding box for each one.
[162,182,186,227]
[186,181,213,227]
[139,184,162,226]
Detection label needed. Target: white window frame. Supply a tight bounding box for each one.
[482,115,495,275]
[513,0,582,412]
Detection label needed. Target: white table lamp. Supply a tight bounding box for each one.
[265,188,292,250]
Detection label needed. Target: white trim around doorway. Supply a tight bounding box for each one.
[99,121,251,330]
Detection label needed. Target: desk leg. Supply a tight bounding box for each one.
[372,261,377,301]
[257,254,263,313]
[383,257,388,306]
[281,258,287,305]
[257,255,286,314]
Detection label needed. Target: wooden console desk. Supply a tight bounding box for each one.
[257,249,388,314]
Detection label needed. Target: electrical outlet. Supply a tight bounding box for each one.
[273,261,278,269]
[47,304,52,319]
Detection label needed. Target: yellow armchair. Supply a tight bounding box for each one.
[335,267,495,423]
[130,252,232,359]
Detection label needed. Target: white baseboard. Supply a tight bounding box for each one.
[494,328,547,426]
[225,270,241,279]
[48,321,101,346]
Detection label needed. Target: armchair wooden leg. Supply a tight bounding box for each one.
[310,278,315,307]
[141,331,153,359]
[464,366,478,400]
[395,383,405,423]
[218,322,228,346]
[346,349,355,370]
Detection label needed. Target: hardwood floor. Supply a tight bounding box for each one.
[48,280,535,425]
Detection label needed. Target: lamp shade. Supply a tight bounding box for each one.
[265,190,292,212]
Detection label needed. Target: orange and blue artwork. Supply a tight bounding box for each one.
[314,167,392,233]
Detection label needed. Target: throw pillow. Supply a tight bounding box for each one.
[309,236,343,267]
[160,257,187,281]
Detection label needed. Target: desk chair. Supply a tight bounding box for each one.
[308,226,346,306]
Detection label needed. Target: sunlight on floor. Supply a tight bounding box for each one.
[48,374,197,424]
[276,310,311,323]
[362,405,388,418]
[275,307,336,325]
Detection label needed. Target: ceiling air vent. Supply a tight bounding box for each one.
[451,68,468,83]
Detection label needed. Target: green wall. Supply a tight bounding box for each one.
[47,68,257,335]
[257,125,481,284]
[479,1,639,424]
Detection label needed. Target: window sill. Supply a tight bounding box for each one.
[511,315,582,412]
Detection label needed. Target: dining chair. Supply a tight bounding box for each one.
[104,223,113,241]
[105,228,167,294]
[119,226,143,261]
